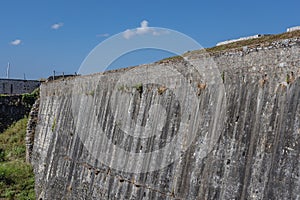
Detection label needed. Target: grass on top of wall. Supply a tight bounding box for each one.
[160,30,300,62]
[201,30,300,54]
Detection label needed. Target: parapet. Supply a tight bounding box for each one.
[216,34,271,46]
[287,26,300,32]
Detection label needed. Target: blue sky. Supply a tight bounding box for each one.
[0,0,299,79]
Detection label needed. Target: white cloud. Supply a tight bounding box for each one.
[136,20,149,34]
[123,29,137,39]
[96,33,110,37]
[123,20,166,39]
[11,39,22,46]
[51,22,64,30]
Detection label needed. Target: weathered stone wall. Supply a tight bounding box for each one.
[0,79,40,95]
[26,99,40,163]
[32,38,300,199]
[0,95,34,133]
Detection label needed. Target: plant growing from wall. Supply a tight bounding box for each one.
[51,117,57,132]
[86,90,95,96]
[133,83,143,97]
[221,71,225,83]
[118,85,129,92]
[286,73,290,84]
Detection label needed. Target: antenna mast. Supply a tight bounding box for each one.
[6,62,10,79]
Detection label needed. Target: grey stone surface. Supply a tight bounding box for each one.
[0,79,40,95]
[26,99,40,163]
[32,38,300,199]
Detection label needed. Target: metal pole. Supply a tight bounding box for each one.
[6,62,10,79]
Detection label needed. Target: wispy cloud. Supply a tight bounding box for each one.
[96,33,110,38]
[51,22,64,30]
[11,39,22,46]
[123,20,166,39]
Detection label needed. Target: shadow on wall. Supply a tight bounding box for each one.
[0,91,39,133]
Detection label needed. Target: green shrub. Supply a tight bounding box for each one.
[21,88,39,108]
[0,149,5,162]
[0,118,35,199]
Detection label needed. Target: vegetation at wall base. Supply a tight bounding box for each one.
[21,88,40,108]
[0,117,35,200]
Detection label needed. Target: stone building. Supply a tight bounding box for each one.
[287,26,300,32]
[0,78,40,95]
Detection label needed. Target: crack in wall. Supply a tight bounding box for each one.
[62,155,180,199]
